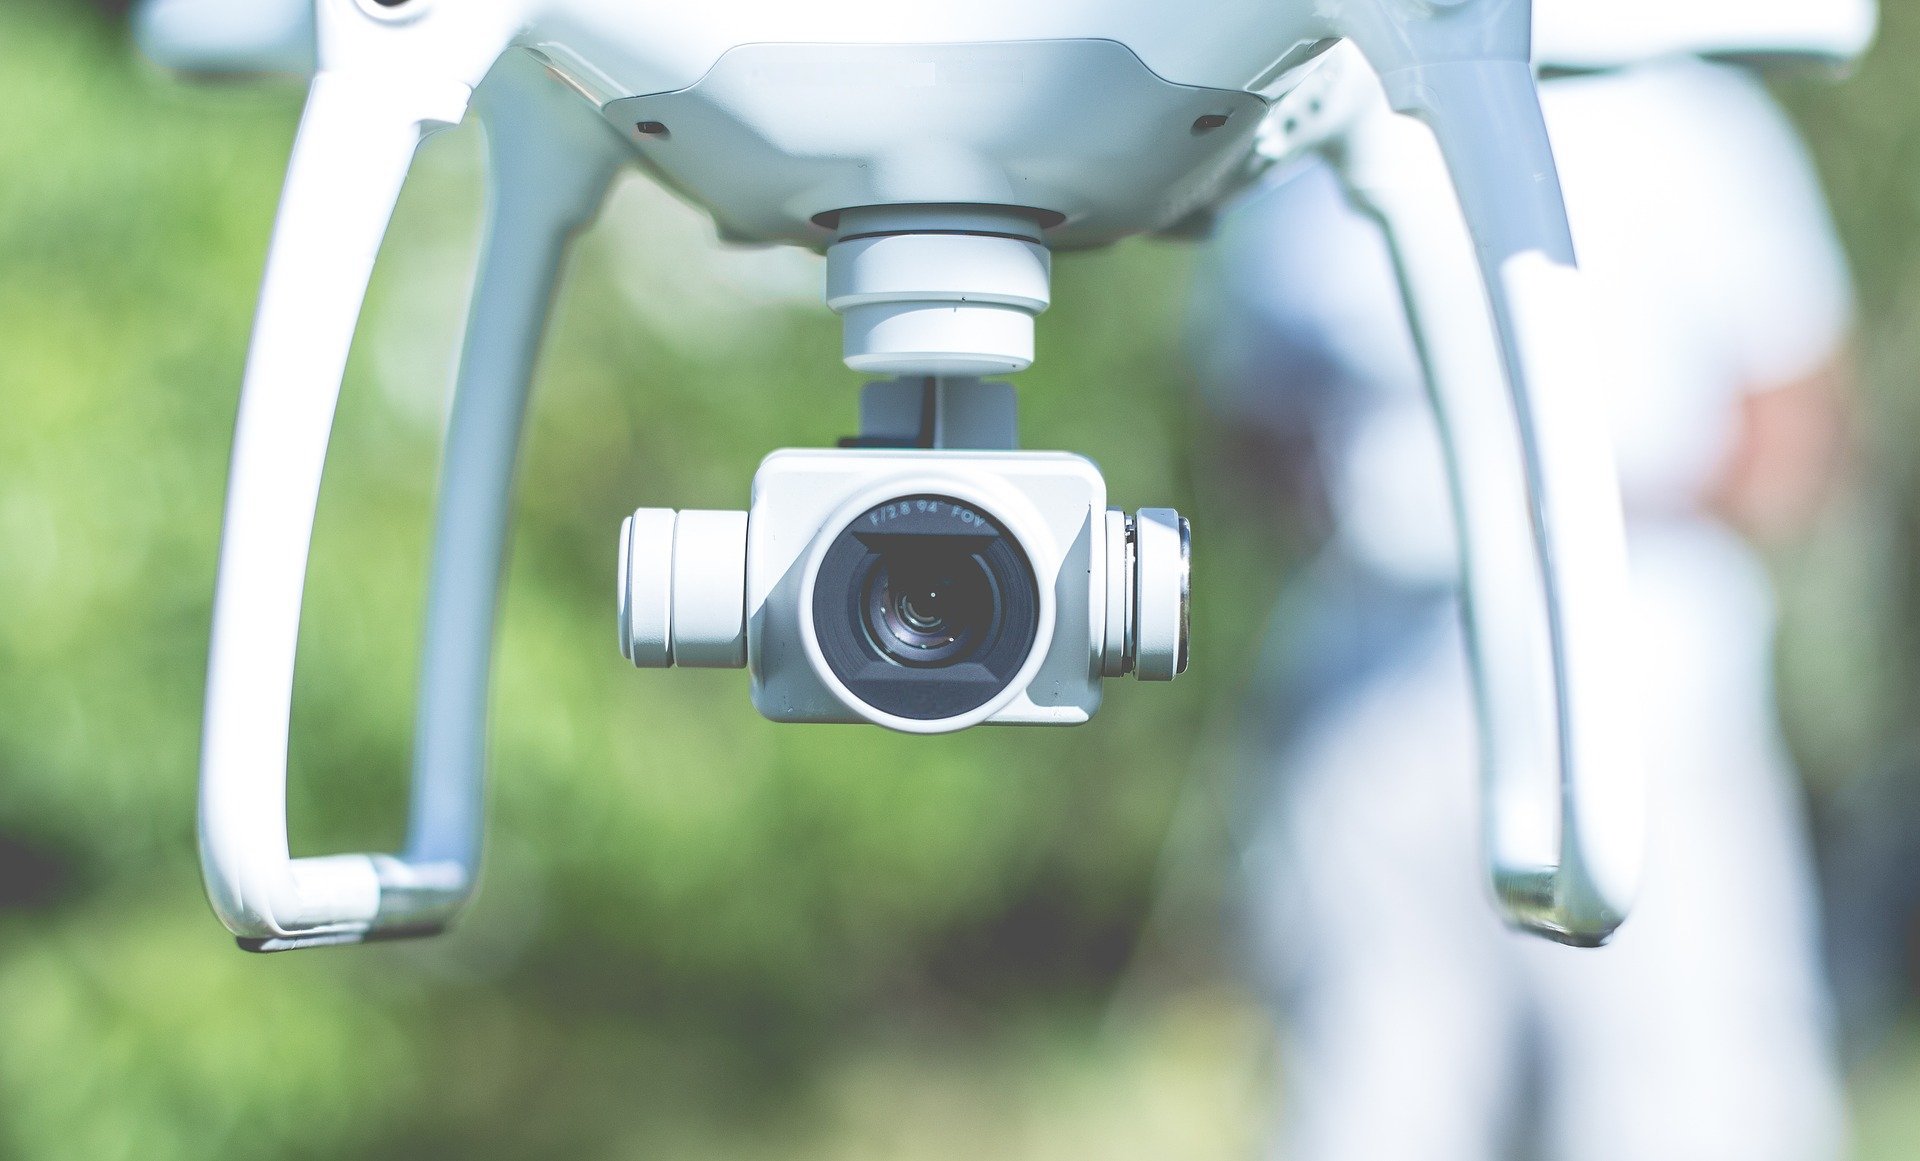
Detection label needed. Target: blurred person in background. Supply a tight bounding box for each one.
[1189,55,1857,1161]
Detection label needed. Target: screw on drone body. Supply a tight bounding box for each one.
[1191,113,1231,134]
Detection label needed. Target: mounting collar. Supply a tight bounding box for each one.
[825,205,1051,377]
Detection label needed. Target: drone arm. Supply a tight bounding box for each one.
[1378,60,1642,945]
[403,60,628,897]
[200,72,474,946]
[198,49,621,948]
[1334,102,1619,945]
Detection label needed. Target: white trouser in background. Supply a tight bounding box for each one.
[1240,518,1844,1161]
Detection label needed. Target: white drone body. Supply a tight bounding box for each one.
[136,0,1873,952]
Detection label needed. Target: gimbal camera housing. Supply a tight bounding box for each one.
[620,425,1189,734]
[138,0,1871,952]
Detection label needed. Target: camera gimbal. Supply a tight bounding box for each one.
[137,0,1871,951]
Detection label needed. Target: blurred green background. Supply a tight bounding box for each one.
[7,1,1920,1157]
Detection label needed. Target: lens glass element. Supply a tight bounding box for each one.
[863,548,996,666]
[811,494,1041,721]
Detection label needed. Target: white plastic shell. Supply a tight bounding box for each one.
[826,214,1053,376]
[619,509,749,669]
[1534,0,1876,70]
[747,449,1108,732]
[1131,508,1188,682]
[193,49,628,949]
[671,511,750,667]
[619,508,675,667]
[1100,509,1131,678]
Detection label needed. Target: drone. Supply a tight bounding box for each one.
[135,0,1873,952]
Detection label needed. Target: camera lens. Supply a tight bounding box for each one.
[864,548,994,666]
[811,494,1041,721]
